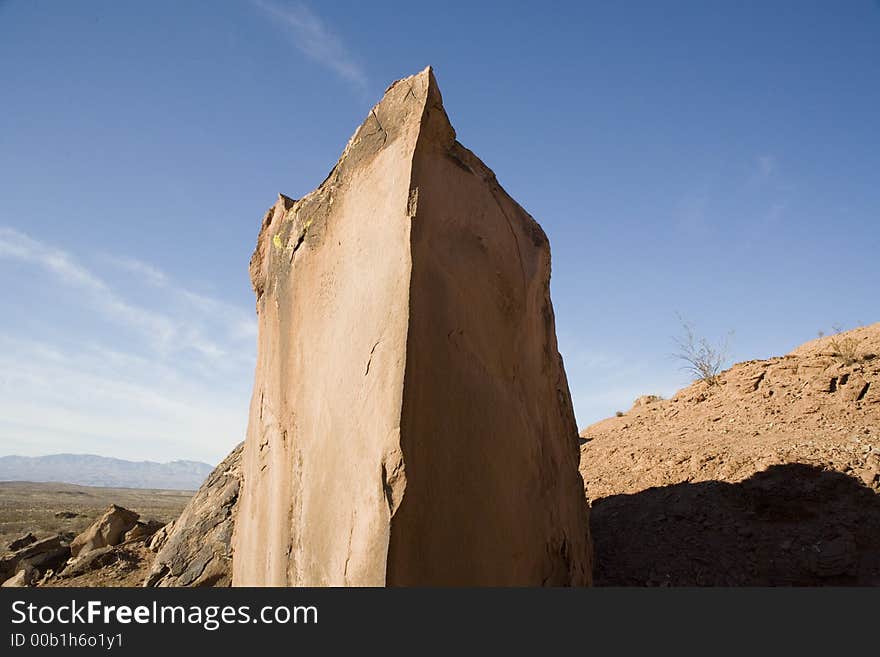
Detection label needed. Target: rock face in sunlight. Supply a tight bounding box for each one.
[232,67,591,586]
[69,505,139,557]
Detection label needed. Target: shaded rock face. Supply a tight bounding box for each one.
[69,505,139,557]
[0,535,69,585]
[233,67,591,586]
[125,520,163,542]
[2,564,36,587]
[7,532,37,551]
[145,443,242,587]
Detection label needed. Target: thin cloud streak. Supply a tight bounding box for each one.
[0,335,247,463]
[253,0,368,88]
[0,227,257,462]
[0,227,256,463]
[0,227,250,362]
[1,227,177,350]
[102,254,169,287]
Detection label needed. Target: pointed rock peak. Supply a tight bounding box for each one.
[277,193,296,210]
[338,67,454,172]
[384,65,445,115]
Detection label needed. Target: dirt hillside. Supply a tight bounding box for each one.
[580,323,880,585]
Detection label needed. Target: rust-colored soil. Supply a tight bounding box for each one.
[580,323,880,585]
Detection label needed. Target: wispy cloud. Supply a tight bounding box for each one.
[674,153,795,237]
[0,227,253,362]
[254,0,367,88]
[0,334,247,463]
[0,227,257,462]
[102,254,169,287]
[0,227,179,348]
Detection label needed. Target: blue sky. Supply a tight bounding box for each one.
[1,1,878,464]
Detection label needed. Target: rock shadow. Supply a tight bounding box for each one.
[591,463,880,586]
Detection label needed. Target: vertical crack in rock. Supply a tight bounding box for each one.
[342,523,354,582]
[366,109,388,145]
[365,340,381,376]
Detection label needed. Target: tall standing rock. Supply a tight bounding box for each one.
[233,67,591,586]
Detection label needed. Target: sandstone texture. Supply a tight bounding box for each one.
[233,67,591,586]
[581,323,880,585]
[69,505,139,557]
[145,443,242,587]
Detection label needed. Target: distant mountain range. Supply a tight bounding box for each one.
[0,454,214,490]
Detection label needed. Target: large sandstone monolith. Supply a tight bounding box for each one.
[233,67,592,586]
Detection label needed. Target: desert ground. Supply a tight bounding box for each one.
[0,481,192,548]
[0,481,191,586]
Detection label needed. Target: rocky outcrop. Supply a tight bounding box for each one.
[145,523,173,553]
[0,535,70,586]
[7,532,37,551]
[233,67,591,586]
[124,520,163,542]
[1,536,62,580]
[59,546,119,578]
[144,444,242,587]
[69,505,139,557]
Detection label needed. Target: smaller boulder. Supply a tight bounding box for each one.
[2,564,36,588]
[0,535,63,581]
[7,532,37,551]
[21,546,70,573]
[60,546,118,578]
[633,395,663,408]
[124,520,164,542]
[70,505,139,557]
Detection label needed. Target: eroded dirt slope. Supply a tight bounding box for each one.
[580,323,880,586]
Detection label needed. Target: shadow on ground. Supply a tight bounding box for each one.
[591,463,880,586]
